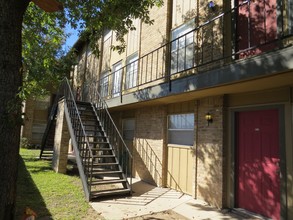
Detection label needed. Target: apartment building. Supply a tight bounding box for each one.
[69,0,293,219]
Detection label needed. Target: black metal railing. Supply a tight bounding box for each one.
[89,81,133,187]
[62,78,94,199]
[39,85,62,158]
[97,0,292,99]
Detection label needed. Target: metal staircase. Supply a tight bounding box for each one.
[40,78,132,201]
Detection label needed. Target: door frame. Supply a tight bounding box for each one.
[228,104,287,218]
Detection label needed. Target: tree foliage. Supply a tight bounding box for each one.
[21,0,163,100]
[64,0,163,53]
[21,2,73,99]
[0,1,163,218]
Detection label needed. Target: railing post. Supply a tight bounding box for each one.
[166,41,172,92]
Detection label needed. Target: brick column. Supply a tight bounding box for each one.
[21,98,35,143]
[52,100,70,174]
[196,96,224,208]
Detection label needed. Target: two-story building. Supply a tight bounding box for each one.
[68,0,293,219]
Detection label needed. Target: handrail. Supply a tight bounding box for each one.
[40,84,63,158]
[61,77,94,197]
[90,83,132,158]
[89,81,133,183]
[63,78,93,158]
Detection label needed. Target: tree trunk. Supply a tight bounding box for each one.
[0,0,29,219]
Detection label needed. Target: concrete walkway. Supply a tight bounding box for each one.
[90,179,252,220]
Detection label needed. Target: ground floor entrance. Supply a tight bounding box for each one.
[236,109,280,219]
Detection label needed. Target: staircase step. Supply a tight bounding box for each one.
[91,148,112,151]
[76,101,92,105]
[82,156,115,160]
[92,162,118,166]
[72,117,96,121]
[91,188,131,198]
[83,154,115,159]
[76,134,105,138]
[94,154,115,158]
[75,128,101,133]
[91,179,127,185]
[92,170,122,175]
[79,141,108,145]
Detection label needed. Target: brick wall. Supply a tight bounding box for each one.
[22,98,35,143]
[134,106,166,186]
[196,96,224,208]
[52,100,70,174]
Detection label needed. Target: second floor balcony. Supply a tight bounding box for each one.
[82,0,293,107]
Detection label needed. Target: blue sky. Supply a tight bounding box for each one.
[63,23,79,51]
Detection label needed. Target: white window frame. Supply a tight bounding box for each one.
[104,29,112,41]
[100,71,109,98]
[171,20,195,74]
[125,53,138,89]
[112,61,122,97]
[168,113,194,146]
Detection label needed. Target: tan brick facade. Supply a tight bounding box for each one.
[52,100,70,174]
[196,96,224,208]
[134,106,166,186]
[22,98,35,143]
[110,97,225,208]
[64,0,293,218]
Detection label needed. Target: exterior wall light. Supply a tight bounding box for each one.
[205,112,213,125]
[208,1,216,11]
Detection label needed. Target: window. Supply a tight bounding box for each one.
[112,62,122,97]
[122,118,135,140]
[125,53,138,89]
[171,20,195,74]
[100,71,109,97]
[103,29,112,41]
[289,0,293,34]
[168,113,194,146]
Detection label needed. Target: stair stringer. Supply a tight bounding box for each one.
[64,102,91,201]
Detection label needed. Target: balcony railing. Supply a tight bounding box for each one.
[98,0,293,100]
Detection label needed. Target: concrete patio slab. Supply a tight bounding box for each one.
[90,179,250,220]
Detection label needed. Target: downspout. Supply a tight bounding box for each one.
[82,40,89,101]
[162,0,173,187]
[166,0,173,92]
[97,37,105,95]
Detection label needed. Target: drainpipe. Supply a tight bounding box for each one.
[82,40,89,101]
[166,0,173,92]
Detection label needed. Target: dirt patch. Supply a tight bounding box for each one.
[126,210,188,220]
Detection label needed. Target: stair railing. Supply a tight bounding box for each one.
[39,84,63,159]
[90,82,133,190]
[62,78,94,200]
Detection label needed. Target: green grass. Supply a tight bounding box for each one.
[16,148,104,220]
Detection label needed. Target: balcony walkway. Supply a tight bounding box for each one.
[90,178,261,219]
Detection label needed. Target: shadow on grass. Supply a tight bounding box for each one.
[15,155,52,219]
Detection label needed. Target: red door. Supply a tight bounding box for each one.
[236,109,280,219]
[236,0,277,58]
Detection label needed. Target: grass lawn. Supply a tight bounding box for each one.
[16,148,104,220]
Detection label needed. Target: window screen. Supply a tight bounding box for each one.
[168,113,194,146]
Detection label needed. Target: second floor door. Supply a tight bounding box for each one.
[236,0,277,58]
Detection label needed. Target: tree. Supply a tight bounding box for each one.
[0,0,162,219]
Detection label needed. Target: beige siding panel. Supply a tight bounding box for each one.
[227,87,291,107]
[110,32,126,65]
[127,19,140,56]
[101,34,112,72]
[139,3,168,86]
[167,146,193,195]
[172,0,196,28]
